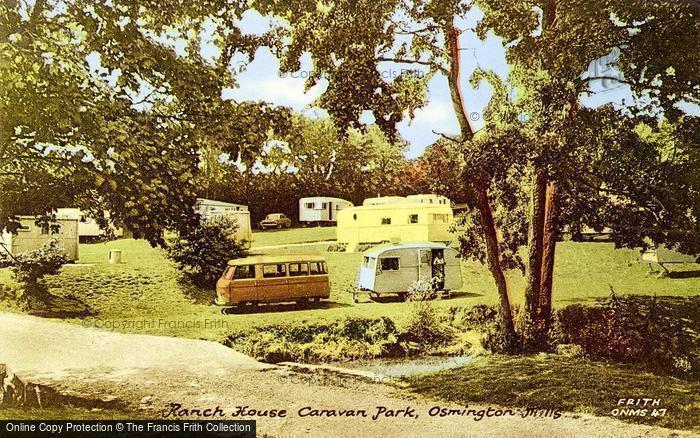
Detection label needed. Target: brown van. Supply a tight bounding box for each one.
[215,255,330,306]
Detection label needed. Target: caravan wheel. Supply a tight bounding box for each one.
[397,293,409,302]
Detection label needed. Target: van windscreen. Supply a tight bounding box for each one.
[222,266,235,280]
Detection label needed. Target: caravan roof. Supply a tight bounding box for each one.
[362,242,453,257]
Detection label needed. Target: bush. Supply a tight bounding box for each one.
[402,280,455,347]
[226,317,402,363]
[165,216,247,288]
[2,238,68,299]
[443,304,520,353]
[553,294,700,378]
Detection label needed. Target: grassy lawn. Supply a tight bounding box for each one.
[0,228,698,342]
[251,226,336,247]
[405,354,700,431]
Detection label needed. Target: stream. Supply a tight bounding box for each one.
[331,354,476,378]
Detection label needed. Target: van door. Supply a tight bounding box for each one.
[229,265,257,303]
[288,262,310,298]
[259,264,289,302]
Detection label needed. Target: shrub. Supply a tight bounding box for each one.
[165,216,247,288]
[3,238,68,299]
[553,294,700,378]
[226,317,402,363]
[402,280,455,348]
[326,243,347,252]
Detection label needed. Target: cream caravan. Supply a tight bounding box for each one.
[337,195,454,252]
[299,197,353,225]
[0,215,79,260]
[196,198,252,248]
[355,243,461,302]
[56,208,124,242]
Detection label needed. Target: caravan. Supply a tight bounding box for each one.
[299,197,353,225]
[354,243,462,302]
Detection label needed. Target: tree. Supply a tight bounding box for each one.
[204,115,409,223]
[1,0,291,245]
[253,0,699,350]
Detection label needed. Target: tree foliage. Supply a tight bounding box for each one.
[1,0,291,244]
[165,215,247,288]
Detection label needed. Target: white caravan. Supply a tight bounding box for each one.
[355,242,462,301]
[299,197,353,225]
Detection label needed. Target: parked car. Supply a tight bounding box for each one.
[215,255,330,306]
[259,213,292,229]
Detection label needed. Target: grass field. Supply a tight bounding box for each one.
[1,227,698,342]
[250,226,337,247]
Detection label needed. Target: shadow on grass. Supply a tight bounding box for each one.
[667,270,700,279]
[405,354,700,431]
[363,291,483,304]
[220,300,352,315]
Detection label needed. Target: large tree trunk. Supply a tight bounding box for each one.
[473,176,517,346]
[445,24,516,343]
[519,168,548,350]
[539,181,559,335]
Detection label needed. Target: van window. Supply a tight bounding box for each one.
[289,263,309,277]
[309,261,328,275]
[408,214,418,224]
[233,265,256,280]
[262,264,286,278]
[380,258,400,271]
[381,217,391,225]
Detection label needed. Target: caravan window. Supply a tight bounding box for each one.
[305,202,315,209]
[432,214,449,224]
[233,265,256,280]
[381,217,392,225]
[408,214,418,224]
[380,258,399,271]
[289,262,309,277]
[321,202,328,208]
[262,264,286,278]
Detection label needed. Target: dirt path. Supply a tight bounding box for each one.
[0,313,692,437]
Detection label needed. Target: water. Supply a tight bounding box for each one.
[331,355,476,378]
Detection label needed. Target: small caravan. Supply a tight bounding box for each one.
[355,243,462,301]
[196,198,252,248]
[299,197,354,225]
[56,208,124,242]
